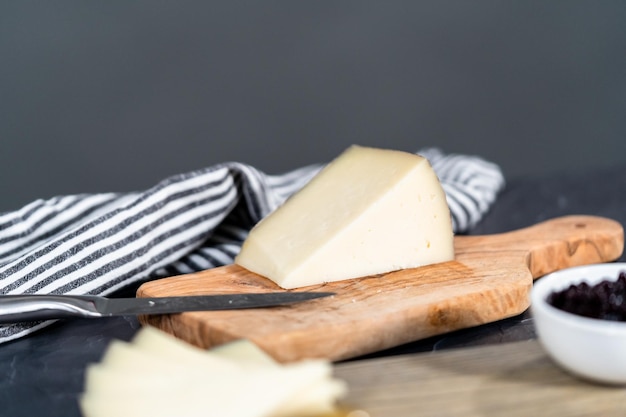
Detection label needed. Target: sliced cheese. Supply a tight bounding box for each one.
[235,145,454,289]
[209,338,278,367]
[129,326,242,369]
[97,339,233,374]
[80,327,347,417]
[80,362,339,417]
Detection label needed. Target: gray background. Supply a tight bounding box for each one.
[2,1,625,213]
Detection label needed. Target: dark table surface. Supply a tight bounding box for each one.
[2,164,625,417]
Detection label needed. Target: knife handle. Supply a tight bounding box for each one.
[0,294,102,324]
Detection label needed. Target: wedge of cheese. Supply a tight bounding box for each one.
[235,145,454,289]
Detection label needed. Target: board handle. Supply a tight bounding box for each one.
[456,215,624,279]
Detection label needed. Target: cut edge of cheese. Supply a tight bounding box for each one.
[235,145,454,289]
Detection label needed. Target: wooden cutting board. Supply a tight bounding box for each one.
[334,340,626,417]
[137,215,623,363]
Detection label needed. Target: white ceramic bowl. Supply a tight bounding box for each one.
[531,262,626,385]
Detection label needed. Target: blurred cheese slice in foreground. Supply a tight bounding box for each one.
[235,145,454,289]
[80,327,346,417]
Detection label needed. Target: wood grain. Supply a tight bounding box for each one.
[334,340,626,417]
[136,215,623,363]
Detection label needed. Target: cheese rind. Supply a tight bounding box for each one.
[235,145,454,289]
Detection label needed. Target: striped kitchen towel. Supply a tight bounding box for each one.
[0,148,504,343]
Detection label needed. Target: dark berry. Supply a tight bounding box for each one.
[546,271,626,321]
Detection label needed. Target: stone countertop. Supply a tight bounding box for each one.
[1,164,625,417]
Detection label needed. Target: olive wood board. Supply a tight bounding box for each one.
[137,215,624,363]
[334,339,626,417]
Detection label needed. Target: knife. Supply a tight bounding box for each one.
[0,292,334,324]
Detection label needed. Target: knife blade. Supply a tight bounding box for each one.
[0,292,334,324]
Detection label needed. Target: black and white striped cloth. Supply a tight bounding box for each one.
[0,148,504,343]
